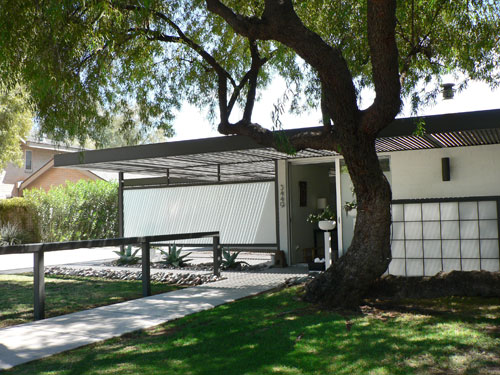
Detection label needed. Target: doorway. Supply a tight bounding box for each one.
[288,161,338,264]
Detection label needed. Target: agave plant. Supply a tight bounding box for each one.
[160,244,192,267]
[221,249,248,269]
[0,222,25,245]
[113,245,140,265]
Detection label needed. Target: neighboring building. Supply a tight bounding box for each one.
[0,138,111,199]
[55,109,500,276]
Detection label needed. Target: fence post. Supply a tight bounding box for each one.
[142,242,151,297]
[213,235,220,277]
[34,251,45,320]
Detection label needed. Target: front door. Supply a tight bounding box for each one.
[288,161,337,264]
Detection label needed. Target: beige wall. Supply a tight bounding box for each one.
[2,145,60,185]
[21,168,97,194]
[0,144,69,198]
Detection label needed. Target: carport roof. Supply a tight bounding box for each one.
[54,109,500,182]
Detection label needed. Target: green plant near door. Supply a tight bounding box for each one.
[306,205,336,224]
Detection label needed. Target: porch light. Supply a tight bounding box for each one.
[317,198,327,210]
[442,83,455,100]
[442,157,450,181]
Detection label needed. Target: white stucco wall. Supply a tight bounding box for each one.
[338,144,500,275]
[390,144,500,200]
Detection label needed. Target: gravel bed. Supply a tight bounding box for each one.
[45,266,224,286]
[101,260,269,272]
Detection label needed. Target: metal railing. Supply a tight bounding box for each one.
[0,232,221,321]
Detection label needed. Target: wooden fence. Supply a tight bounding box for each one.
[0,232,221,320]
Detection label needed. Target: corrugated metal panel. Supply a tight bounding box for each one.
[124,181,276,245]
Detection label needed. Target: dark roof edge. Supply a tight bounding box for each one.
[378,108,500,137]
[55,134,264,167]
[55,108,500,168]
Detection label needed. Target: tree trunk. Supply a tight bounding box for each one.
[304,134,392,308]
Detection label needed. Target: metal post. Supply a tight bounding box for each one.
[274,160,281,252]
[34,251,45,320]
[118,172,124,252]
[141,242,151,296]
[213,235,220,276]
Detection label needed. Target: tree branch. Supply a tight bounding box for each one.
[242,40,263,121]
[218,119,339,153]
[206,0,359,127]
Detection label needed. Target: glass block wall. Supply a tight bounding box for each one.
[389,198,500,276]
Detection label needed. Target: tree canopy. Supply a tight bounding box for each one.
[0,0,498,145]
[0,86,32,169]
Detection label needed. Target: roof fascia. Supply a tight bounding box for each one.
[54,135,266,168]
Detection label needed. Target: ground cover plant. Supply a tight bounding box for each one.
[5,287,499,375]
[0,274,180,328]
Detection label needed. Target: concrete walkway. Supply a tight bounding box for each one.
[0,266,307,370]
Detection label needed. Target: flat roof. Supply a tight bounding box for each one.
[55,109,500,182]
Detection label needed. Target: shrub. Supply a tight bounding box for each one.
[0,222,28,245]
[0,198,39,242]
[23,179,118,242]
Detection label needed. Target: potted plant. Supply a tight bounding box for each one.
[344,200,357,216]
[307,205,336,231]
[344,185,358,216]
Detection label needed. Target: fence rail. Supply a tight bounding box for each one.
[0,231,221,321]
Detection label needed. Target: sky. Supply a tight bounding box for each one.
[170,78,500,142]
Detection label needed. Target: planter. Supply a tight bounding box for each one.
[346,208,357,217]
[308,262,325,271]
[318,220,336,231]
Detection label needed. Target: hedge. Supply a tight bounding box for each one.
[23,180,118,242]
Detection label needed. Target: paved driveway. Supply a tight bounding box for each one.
[0,247,118,274]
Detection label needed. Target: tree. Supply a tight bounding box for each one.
[95,113,171,148]
[0,0,498,307]
[0,86,32,169]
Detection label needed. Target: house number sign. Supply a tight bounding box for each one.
[279,184,286,208]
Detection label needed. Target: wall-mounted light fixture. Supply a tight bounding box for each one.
[442,157,450,181]
[299,181,307,207]
[442,83,455,100]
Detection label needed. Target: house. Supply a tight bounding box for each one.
[54,109,500,276]
[0,138,111,199]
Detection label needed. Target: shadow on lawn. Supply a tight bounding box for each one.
[0,275,177,328]
[8,289,500,375]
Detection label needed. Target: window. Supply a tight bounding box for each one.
[25,150,32,171]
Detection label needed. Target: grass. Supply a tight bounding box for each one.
[0,274,181,328]
[3,286,499,375]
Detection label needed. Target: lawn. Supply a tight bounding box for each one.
[3,286,499,375]
[0,274,181,328]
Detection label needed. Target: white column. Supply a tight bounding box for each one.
[335,157,343,258]
[324,231,331,268]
